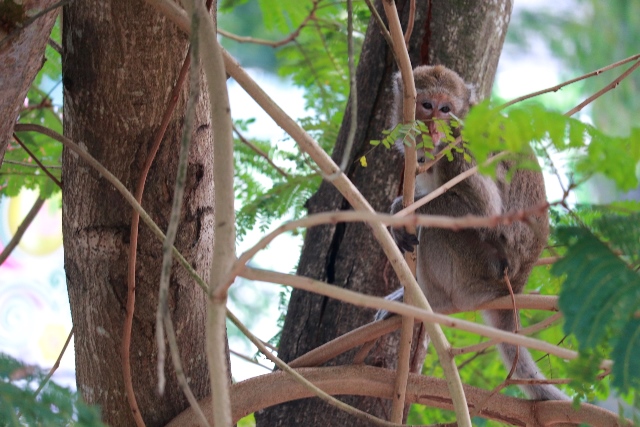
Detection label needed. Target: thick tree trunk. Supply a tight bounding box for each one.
[62,1,213,426]
[0,0,58,163]
[256,1,512,426]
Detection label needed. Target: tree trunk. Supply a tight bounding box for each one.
[62,1,214,426]
[0,0,58,163]
[255,1,512,425]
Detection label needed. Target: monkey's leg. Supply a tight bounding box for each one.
[483,309,570,401]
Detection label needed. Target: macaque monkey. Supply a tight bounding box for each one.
[377,65,568,401]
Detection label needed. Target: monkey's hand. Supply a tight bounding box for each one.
[390,226,419,253]
[390,195,419,253]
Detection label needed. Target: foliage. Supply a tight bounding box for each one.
[553,210,640,395]
[463,102,640,191]
[0,353,104,427]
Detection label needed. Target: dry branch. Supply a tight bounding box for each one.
[167,366,629,427]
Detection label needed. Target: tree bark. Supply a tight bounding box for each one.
[62,1,213,426]
[0,0,58,163]
[255,1,512,426]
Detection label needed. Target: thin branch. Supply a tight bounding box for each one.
[337,0,358,173]
[2,160,61,169]
[564,59,640,117]
[290,295,561,369]
[12,133,62,188]
[226,310,405,427]
[13,124,209,293]
[217,0,318,48]
[403,0,416,48]
[232,124,288,177]
[535,256,560,266]
[0,196,45,266]
[0,0,72,49]
[452,312,564,356]
[194,1,236,426]
[230,205,551,285]
[122,39,192,427]
[501,53,640,109]
[229,349,273,371]
[164,315,211,426]
[241,267,580,370]
[48,38,62,55]
[396,152,509,217]
[156,12,201,395]
[383,0,418,421]
[33,327,74,397]
[363,0,397,64]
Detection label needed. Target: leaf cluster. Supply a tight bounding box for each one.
[233,120,321,240]
[463,102,640,190]
[0,353,104,427]
[552,209,640,396]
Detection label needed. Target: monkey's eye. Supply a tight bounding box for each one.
[422,101,433,110]
[440,106,451,113]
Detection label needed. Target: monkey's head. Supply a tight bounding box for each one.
[392,65,477,157]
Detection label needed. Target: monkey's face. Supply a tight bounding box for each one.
[416,91,453,150]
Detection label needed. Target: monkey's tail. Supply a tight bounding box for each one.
[483,309,570,401]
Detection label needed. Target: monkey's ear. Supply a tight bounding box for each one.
[466,83,478,107]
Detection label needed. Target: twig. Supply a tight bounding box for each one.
[395,152,509,217]
[240,267,582,374]
[383,0,418,421]
[501,53,640,109]
[452,312,564,356]
[0,0,72,49]
[12,133,62,188]
[230,205,551,286]
[469,272,520,419]
[121,41,192,427]
[229,349,273,371]
[337,0,358,173]
[2,160,61,169]
[363,0,397,64]
[232,124,288,178]
[13,124,209,293]
[217,0,318,48]
[564,59,640,117]
[403,0,416,48]
[48,38,62,55]
[164,315,211,426]
[156,10,201,395]
[226,310,405,427]
[534,256,560,266]
[194,2,236,426]
[291,295,562,369]
[0,196,45,266]
[503,272,520,380]
[33,327,74,397]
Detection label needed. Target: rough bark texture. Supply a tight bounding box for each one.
[0,0,58,163]
[62,2,213,426]
[256,1,513,426]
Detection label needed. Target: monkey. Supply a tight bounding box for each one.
[376,65,569,401]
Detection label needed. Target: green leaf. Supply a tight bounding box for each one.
[611,316,640,393]
[359,156,367,167]
[553,227,640,350]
